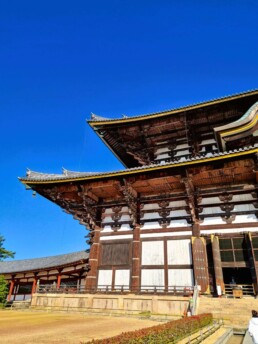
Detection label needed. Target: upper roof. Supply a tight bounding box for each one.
[0,250,88,274]
[88,89,258,168]
[88,89,258,125]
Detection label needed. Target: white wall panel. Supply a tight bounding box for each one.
[119,224,132,231]
[201,197,221,205]
[141,221,161,230]
[168,269,194,287]
[100,234,133,241]
[233,214,258,223]
[120,214,131,221]
[142,203,159,210]
[169,200,187,207]
[115,270,130,289]
[167,239,192,265]
[201,207,223,215]
[201,227,258,235]
[102,216,113,223]
[102,225,113,232]
[142,212,161,220]
[200,217,225,225]
[141,269,164,289]
[234,204,256,211]
[98,270,112,287]
[171,209,188,217]
[141,231,192,238]
[233,194,254,202]
[142,241,164,265]
[168,219,189,227]
[174,149,190,156]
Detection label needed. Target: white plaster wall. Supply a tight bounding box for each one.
[120,214,131,221]
[98,270,112,287]
[141,269,164,289]
[170,209,188,217]
[201,207,223,215]
[234,204,256,211]
[115,270,130,289]
[169,200,187,207]
[233,194,254,202]
[167,239,192,265]
[168,219,189,227]
[201,227,258,235]
[142,241,164,265]
[102,216,113,223]
[200,216,225,225]
[174,149,190,156]
[233,214,258,223]
[155,153,170,160]
[168,269,194,287]
[141,221,162,230]
[141,231,192,238]
[200,197,221,205]
[142,203,159,210]
[100,234,133,241]
[155,147,169,155]
[141,212,161,220]
[102,225,113,232]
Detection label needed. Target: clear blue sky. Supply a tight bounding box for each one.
[1,0,257,260]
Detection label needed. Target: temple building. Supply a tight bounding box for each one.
[0,251,88,301]
[19,89,258,296]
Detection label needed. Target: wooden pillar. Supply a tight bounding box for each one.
[131,224,141,293]
[8,280,15,301]
[191,236,209,294]
[246,233,258,294]
[32,277,38,294]
[85,226,101,291]
[211,235,225,295]
[57,271,62,288]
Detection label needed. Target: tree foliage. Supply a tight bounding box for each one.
[0,235,15,261]
[0,275,8,305]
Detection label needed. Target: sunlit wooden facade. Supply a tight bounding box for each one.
[20,90,258,295]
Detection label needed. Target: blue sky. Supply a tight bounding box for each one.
[1,0,258,260]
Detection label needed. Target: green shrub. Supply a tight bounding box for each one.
[83,313,213,344]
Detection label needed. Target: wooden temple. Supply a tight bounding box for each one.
[0,251,88,301]
[19,89,258,296]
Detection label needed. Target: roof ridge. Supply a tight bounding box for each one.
[87,89,258,123]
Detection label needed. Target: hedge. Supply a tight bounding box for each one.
[84,313,213,344]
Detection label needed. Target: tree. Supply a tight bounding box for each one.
[0,275,8,306]
[0,235,15,261]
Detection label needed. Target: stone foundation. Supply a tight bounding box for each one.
[31,293,189,316]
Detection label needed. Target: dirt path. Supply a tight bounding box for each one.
[0,310,162,344]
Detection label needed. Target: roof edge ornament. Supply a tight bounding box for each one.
[90,113,110,121]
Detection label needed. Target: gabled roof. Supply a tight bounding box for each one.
[0,251,88,274]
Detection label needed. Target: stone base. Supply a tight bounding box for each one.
[31,293,189,316]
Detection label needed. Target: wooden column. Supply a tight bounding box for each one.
[191,236,209,293]
[32,276,38,294]
[131,224,141,293]
[246,233,258,294]
[57,271,62,289]
[8,280,15,301]
[211,235,225,295]
[85,226,101,291]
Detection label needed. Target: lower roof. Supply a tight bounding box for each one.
[0,250,88,274]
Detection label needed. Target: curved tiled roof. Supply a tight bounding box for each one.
[88,89,258,124]
[0,250,88,274]
[19,145,258,184]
